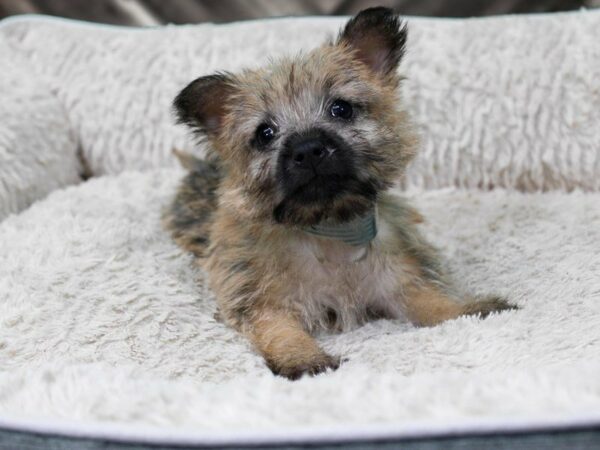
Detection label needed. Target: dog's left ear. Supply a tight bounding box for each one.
[337,7,407,78]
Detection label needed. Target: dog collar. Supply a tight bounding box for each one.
[302,208,377,246]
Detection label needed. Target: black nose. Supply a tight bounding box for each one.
[290,138,327,169]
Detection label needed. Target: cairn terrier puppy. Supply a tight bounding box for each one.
[164,7,515,380]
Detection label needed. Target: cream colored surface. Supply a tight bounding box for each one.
[1,10,599,437]
[1,171,599,430]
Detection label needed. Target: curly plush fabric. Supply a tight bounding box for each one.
[1,11,599,190]
[0,10,600,443]
[0,35,80,220]
[0,170,599,433]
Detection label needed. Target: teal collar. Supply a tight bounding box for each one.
[302,208,377,246]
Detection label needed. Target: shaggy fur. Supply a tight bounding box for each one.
[164,8,515,379]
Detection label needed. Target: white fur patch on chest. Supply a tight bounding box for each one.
[282,230,404,332]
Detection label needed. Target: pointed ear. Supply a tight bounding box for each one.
[173,73,235,135]
[337,7,407,77]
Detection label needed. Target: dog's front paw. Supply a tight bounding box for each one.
[462,296,518,319]
[267,353,340,381]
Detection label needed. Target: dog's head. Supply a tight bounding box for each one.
[175,7,417,226]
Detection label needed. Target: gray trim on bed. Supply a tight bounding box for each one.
[2,425,600,450]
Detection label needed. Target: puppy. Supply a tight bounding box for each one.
[164,7,515,380]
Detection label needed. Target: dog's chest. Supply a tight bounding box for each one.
[284,236,403,331]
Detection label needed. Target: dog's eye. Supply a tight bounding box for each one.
[255,123,276,146]
[330,99,353,120]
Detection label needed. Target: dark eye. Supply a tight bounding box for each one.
[255,123,276,147]
[330,99,353,120]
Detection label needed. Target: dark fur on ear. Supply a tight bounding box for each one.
[338,7,407,77]
[173,73,235,135]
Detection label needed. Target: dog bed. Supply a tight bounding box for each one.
[1,10,599,449]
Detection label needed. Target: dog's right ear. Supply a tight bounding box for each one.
[337,7,407,79]
[174,73,235,136]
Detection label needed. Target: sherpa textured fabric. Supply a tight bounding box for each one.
[0,35,80,220]
[0,9,600,442]
[1,171,599,433]
[1,12,599,190]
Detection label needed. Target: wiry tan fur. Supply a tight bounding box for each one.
[214,44,416,226]
[164,8,516,379]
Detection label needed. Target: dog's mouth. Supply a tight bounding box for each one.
[273,129,381,226]
[288,173,350,204]
[273,174,378,226]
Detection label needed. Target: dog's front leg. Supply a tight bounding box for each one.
[402,283,516,327]
[246,308,339,380]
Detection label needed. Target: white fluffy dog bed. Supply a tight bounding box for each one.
[1,10,600,448]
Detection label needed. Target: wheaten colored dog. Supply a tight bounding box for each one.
[164,7,515,380]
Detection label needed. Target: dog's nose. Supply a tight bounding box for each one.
[290,138,327,169]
